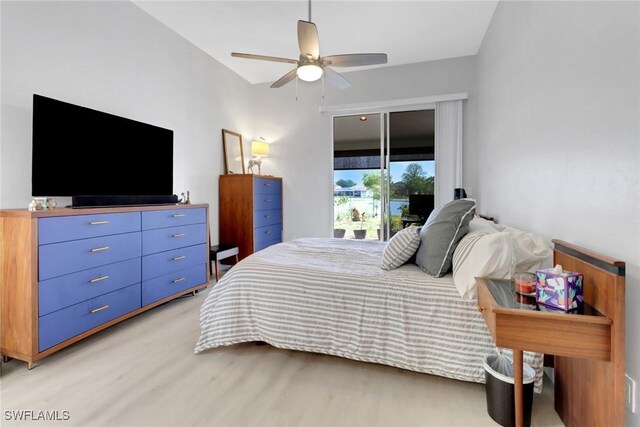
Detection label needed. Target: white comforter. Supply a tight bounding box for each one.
[195,238,543,391]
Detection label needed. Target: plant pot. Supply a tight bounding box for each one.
[333,228,346,238]
[353,229,367,239]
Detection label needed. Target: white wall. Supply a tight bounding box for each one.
[251,56,476,241]
[0,1,254,243]
[471,2,640,424]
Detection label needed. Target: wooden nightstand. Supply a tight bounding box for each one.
[477,276,613,427]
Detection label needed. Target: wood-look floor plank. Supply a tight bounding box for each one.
[1,283,563,426]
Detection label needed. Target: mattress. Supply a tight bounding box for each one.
[195,237,544,391]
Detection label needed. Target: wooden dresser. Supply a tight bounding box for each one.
[0,204,210,368]
[219,175,283,260]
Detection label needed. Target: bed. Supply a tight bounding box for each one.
[195,237,545,391]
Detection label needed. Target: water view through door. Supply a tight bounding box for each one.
[333,110,435,241]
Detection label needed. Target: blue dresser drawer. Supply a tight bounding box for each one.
[254,178,281,195]
[39,232,142,281]
[255,238,281,253]
[142,243,207,281]
[254,224,282,249]
[254,209,282,228]
[141,208,206,230]
[39,258,141,316]
[142,264,207,306]
[141,223,207,256]
[39,283,141,352]
[253,194,282,211]
[39,212,140,245]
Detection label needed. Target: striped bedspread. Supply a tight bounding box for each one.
[195,238,543,391]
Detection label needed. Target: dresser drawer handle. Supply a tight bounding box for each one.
[90,246,110,253]
[264,183,271,187]
[90,220,109,225]
[264,215,271,218]
[173,255,186,261]
[172,233,186,238]
[264,199,271,203]
[265,230,272,235]
[172,277,186,284]
[479,305,486,312]
[90,305,109,314]
[90,275,110,283]
[172,214,186,218]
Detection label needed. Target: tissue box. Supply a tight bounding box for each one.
[536,269,584,311]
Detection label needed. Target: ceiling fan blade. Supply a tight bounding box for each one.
[323,53,388,67]
[297,20,320,59]
[324,68,351,90]
[231,52,298,64]
[270,69,298,88]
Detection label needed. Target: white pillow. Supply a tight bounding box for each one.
[469,216,504,234]
[381,225,421,270]
[502,226,552,272]
[452,231,516,300]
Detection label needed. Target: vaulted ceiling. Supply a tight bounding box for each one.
[134,1,498,85]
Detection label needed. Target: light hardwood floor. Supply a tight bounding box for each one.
[1,282,563,426]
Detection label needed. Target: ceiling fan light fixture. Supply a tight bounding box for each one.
[296,64,323,82]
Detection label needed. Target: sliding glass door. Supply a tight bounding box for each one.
[333,113,383,240]
[333,110,435,241]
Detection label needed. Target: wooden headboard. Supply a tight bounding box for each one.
[552,240,625,426]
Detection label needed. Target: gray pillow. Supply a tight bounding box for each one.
[415,199,476,277]
[381,225,421,270]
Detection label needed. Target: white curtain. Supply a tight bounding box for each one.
[435,100,463,207]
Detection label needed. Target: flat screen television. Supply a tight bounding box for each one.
[408,194,434,218]
[32,94,175,207]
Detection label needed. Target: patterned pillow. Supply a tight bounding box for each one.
[381,225,421,270]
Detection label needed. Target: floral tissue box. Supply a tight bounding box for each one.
[536,267,584,311]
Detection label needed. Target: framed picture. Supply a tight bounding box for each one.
[222,129,245,174]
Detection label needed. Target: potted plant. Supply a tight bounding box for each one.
[333,228,346,238]
[353,213,367,239]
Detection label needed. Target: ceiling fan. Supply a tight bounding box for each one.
[231,0,388,90]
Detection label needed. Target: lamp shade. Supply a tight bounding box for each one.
[251,140,269,157]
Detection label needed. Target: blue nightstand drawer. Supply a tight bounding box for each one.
[254,178,281,195]
[39,258,141,316]
[254,224,282,249]
[253,194,282,211]
[141,223,207,256]
[254,209,282,228]
[142,243,207,280]
[142,264,207,306]
[39,212,140,245]
[141,208,206,230]
[38,283,141,352]
[39,232,142,281]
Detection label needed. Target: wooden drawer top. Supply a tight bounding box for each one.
[0,203,208,218]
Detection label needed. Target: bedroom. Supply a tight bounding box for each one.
[1,1,638,426]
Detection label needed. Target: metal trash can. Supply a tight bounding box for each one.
[483,353,535,427]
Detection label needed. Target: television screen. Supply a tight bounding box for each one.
[409,194,434,218]
[32,94,173,197]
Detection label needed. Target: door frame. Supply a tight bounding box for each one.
[329,103,437,240]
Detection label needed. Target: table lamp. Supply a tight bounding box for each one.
[249,138,269,175]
